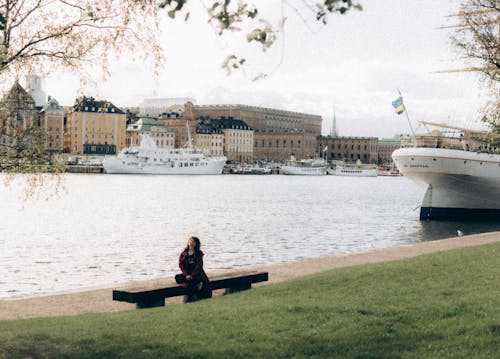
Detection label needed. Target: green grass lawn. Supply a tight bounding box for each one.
[1,242,500,359]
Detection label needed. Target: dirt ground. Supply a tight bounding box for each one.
[1,231,499,321]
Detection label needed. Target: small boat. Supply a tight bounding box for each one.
[280,156,327,176]
[330,161,377,177]
[232,164,272,175]
[377,164,401,176]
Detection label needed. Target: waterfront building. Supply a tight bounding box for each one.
[126,117,175,148]
[255,132,317,162]
[318,136,379,164]
[195,119,224,157]
[196,116,253,162]
[39,97,64,152]
[65,96,126,155]
[192,104,322,162]
[378,137,402,164]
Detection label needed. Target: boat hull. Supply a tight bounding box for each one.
[332,167,377,177]
[392,147,500,220]
[281,166,327,175]
[103,157,226,175]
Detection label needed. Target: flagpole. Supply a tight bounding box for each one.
[397,88,417,147]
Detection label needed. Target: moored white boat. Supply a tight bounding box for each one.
[330,162,377,177]
[103,134,227,175]
[281,156,327,175]
[392,122,500,220]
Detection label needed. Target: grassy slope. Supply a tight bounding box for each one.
[1,242,499,359]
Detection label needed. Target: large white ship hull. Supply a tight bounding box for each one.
[392,147,500,220]
[103,156,226,175]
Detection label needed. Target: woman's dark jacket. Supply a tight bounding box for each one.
[178,250,212,298]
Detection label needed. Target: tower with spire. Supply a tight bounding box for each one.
[329,107,338,137]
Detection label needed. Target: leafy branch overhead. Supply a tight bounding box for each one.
[157,0,362,74]
[450,0,499,143]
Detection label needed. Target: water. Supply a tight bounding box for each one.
[1,174,499,299]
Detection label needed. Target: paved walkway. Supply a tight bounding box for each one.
[1,231,499,321]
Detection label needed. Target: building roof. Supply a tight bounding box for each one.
[193,104,322,120]
[40,97,63,113]
[196,116,252,133]
[0,81,36,110]
[73,96,124,114]
[127,117,173,132]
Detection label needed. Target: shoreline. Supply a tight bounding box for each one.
[1,231,499,321]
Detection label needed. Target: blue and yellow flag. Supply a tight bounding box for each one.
[392,97,404,115]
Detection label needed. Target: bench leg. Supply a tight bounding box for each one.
[136,298,165,309]
[224,283,251,294]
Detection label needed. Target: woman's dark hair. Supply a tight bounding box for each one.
[186,236,201,253]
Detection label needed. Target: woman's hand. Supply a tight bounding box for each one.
[186,275,192,281]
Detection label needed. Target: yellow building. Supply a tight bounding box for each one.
[39,97,64,152]
[66,96,126,155]
[222,121,254,163]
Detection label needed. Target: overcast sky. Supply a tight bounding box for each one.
[42,0,488,138]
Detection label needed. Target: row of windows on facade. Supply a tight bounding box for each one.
[139,132,174,137]
[228,147,252,153]
[81,106,116,113]
[256,128,317,133]
[320,144,373,151]
[255,139,314,147]
[198,141,223,146]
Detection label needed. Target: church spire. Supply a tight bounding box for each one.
[330,106,338,137]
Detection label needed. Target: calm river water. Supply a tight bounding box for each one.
[1,174,499,299]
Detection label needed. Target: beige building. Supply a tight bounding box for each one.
[222,119,253,163]
[195,120,224,156]
[126,117,175,148]
[39,97,64,152]
[255,132,317,162]
[192,104,322,162]
[195,116,253,162]
[378,138,401,164]
[66,96,126,155]
[318,136,379,164]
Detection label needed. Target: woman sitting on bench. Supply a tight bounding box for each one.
[175,236,212,302]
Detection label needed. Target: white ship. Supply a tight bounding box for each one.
[103,134,227,175]
[330,161,377,177]
[281,156,327,175]
[392,121,500,220]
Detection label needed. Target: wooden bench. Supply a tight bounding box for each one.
[113,271,269,309]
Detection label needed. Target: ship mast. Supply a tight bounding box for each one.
[397,88,417,147]
[186,120,193,148]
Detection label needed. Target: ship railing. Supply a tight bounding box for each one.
[401,135,485,151]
